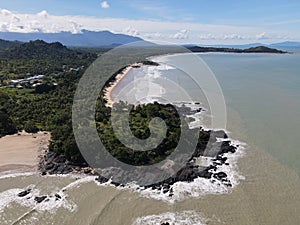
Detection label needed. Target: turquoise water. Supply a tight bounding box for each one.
[197,50,300,175]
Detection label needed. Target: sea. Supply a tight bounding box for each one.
[0,48,299,225]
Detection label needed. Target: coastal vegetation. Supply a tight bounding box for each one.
[0,40,97,162]
[0,39,285,168]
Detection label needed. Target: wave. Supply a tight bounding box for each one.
[0,175,96,215]
[132,211,207,225]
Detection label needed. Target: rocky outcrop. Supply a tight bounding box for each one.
[39,151,97,175]
[17,189,31,197]
[34,196,47,203]
[96,128,237,193]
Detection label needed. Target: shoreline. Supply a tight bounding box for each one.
[0,131,50,173]
[103,62,143,107]
[0,54,245,199]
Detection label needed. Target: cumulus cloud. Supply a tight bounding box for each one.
[0,9,12,16]
[69,21,83,34]
[101,1,110,9]
[0,23,9,32]
[223,34,243,40]
[143,32,165,39]
[0,9,293,43]
[37,10,49,19]
[124,26,139,36]
[256,32,269,40]
[170,29,189,39]
[197,32,280,41]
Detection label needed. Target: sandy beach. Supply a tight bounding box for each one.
[0,131,50,172]
[103,63,142,107]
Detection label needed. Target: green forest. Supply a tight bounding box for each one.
[0,39,250,166]
[0,40,194,165]
[0,40,98,162]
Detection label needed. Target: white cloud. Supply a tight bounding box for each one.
[101,1,110,9]
[170,29,189,39]
[197,32,284,42]
[143,32,165,39]
[37,10,49,19]
[0,9,295,44]
[0,9,12,16]
[69,21,83,34]
[223,34,243,40]
[124,26,139,36]
[256,32,269,40]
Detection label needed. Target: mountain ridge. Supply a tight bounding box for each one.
[0,39,96,61]
[0,30,143,47]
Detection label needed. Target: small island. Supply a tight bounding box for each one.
[186,45,287,54]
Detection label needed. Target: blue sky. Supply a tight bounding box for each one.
[0,0,300,44]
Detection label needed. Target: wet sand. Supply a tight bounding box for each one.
[0,131,50,172]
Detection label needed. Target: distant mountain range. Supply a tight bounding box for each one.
[202,41,300,49]
[0,30,299,48]
[269,41,300,47]
[0,39,287,61]
[0,30,143,47]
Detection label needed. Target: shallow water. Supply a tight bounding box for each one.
[1,51,300,224]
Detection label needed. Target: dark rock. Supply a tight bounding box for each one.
[44,163,54,170]
[62,165,73,174]
[55,194,61,200]
[48,164,59,174]
[111,181,121,187]
[34,196,47,203]
[96,176,109,183]
[18,189,31,197]
[213,161,223,166]
[83,168,92,174]
[216,156,227,163]
[55,155,66,163]
[56,164,65,174]
[176,165,195,182]
[220,141,236,154]
[211,130,228,139]
[161,223,170,225]
[213,172,227,180]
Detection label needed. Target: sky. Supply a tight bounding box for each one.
[0,0,300,44]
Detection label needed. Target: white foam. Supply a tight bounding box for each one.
[0,171,36,180]
[0,187,75,213]
[132,211,207,225]
[92,100,247,203]
[0,175,97,214]
[133,140,247,203]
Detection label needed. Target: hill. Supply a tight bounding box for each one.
[0,39,21,49]
[0,30,143,47]
[0,39,93,61]
[186,45,286,54]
